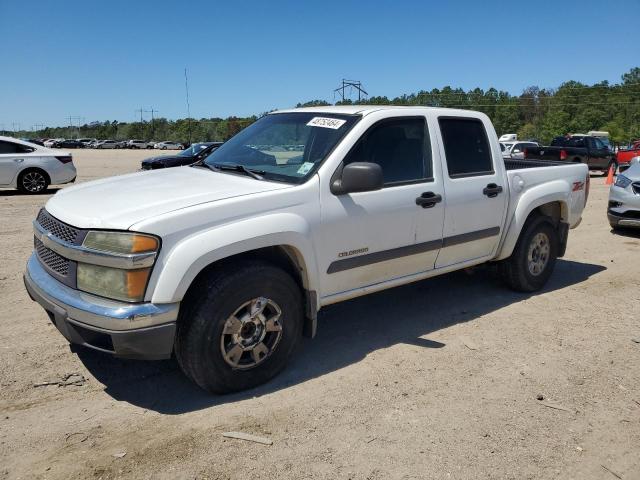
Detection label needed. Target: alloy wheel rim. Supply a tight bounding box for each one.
[23,172,46,192]
[220,297,283,370]
[527,232,550,276]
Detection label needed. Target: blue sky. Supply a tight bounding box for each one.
[1,0,638,129]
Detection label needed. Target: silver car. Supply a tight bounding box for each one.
[608,157,640,229]
[0,136,76,193]
[501,141,539,160]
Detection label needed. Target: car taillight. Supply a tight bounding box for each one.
[55,156,73,164]
[560,149,567,161]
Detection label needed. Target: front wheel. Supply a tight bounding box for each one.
[499,215,559,292]
[175,261,303,394]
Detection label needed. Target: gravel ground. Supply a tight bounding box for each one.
[1,149,639,480]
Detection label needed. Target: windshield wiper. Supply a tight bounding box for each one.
[210,163,265,180]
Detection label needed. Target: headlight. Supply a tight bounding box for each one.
[78,231,159,302]
[614,175,632,189]
[83,231,158,254]
[78,264,151,302]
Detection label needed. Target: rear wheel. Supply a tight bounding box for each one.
[18,169,49,194]
[175,261,303,394]
[499,215,559,292]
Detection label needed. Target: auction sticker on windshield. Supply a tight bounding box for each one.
[307,117,347,129]
[297,162,314,175]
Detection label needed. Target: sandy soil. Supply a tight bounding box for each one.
[1,149,639,479]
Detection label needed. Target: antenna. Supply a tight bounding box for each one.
[184,67,192,144]
[333,79,368,102]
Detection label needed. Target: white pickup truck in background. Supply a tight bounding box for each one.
[24,106,589,393]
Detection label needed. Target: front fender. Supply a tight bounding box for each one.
[147,212,319,304]
[495,180,571,261]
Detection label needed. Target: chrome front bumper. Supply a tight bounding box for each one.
[24,254,178,359]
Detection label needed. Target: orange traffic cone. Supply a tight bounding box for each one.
[605,164,614,185]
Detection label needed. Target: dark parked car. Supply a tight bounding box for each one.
[53,139,85,149]
[140,142,222,170]
[524,135,615,174]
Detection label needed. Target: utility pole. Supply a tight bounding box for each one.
[135,107,145,123]
[333,79,368,103]
[142,107,158,140]
[11,122,21,136]
[66,115,82,138]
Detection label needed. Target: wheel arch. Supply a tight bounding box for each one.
[496,194,569,261]
[172,243,319,338]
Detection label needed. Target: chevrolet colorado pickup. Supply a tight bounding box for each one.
[525,135,615,174]
[24,106,589,393]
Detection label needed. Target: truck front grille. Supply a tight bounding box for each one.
[36,209,81,244]
[34,237,70,276]
[34,209,85,288]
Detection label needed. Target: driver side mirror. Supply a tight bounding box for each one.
[331,162,384,195]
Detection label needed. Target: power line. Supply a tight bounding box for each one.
[425,100,640,108]
[411,88,640,99]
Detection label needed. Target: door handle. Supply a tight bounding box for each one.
[415,191,442,208]
[483,183,503,198]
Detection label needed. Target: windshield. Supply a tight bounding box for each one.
[597,137,612,149]
[203,112,359,183]
[180,143,209,157]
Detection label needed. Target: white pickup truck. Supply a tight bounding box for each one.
[24,106,589,393]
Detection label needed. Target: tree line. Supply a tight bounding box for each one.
[7,67,639,146]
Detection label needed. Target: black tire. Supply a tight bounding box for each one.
[499,215,559,292]
[17,169,49,194]
[175,260,303,394]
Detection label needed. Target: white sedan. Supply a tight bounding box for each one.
[0,136,76,193]
[154,141,183,150]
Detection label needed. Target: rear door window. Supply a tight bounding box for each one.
[439,118,493,177]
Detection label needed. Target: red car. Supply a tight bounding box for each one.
[617,141,640,171]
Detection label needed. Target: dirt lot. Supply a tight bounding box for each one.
[1,149,639,480]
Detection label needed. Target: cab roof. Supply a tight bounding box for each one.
[272,105,480,117]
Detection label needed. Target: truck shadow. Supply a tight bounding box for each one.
[75,258,605,414]
[0,188,60,196]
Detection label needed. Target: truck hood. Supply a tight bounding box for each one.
[45,167,291,230]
